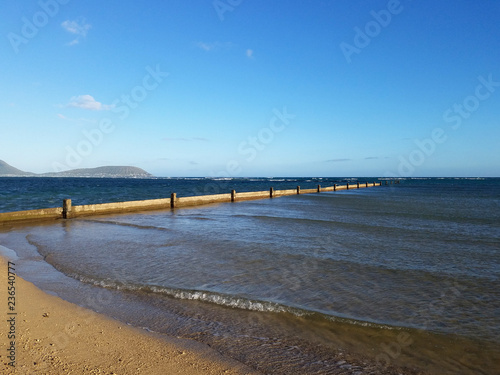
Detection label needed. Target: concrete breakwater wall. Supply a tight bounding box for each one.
[0,181,396,225]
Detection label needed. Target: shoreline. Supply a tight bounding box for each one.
[1,244,499,375]
[0,245,427,375]
[0,255,257,374]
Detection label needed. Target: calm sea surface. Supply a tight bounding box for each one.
[1,177,499,374]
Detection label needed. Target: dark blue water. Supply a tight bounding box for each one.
[0,177,366,213]
[1,177,499,374]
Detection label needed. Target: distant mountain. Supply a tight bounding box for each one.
[0,160,35,176]
[0,160,154,178]
[41,166,153,178]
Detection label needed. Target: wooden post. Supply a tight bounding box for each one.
[297,186,300,194]
[347,183,349,190]
[62,199,72,219]
[270,187,274,198]
[366,182,368,187]
[317,184,321,193]
[231,190,236,202]
[333,184,336,191]
[170,193,176,209]
[357,182,360,189]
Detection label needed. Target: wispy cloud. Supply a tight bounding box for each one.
[57,113,70,120]
[62,18,91,46]
[62,19,91,36]
[365,156,392,160]
[196,42,216,51]
[326,158,351,163]
[246,49,254,59]
[67,39,80,46]
[67,95,114,111]
[195,41,234,52]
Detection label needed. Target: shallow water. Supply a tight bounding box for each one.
[1,178,499,374]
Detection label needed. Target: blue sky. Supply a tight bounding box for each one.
[1,0,499,177]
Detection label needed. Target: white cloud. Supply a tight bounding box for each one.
[62,19,91,46]
[196,42,215,51]
[61,19,91,36]
[67,39,80,46]
[67,95,114,111]
[246,49,254,59]
[195,41,234,52]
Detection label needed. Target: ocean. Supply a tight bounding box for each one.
[1,177,499,374]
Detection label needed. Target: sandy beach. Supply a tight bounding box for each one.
[0,256,256,375]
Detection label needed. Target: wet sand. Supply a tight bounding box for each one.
[0,256,256,374]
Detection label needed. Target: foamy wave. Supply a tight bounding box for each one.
[74,276,299,314]
[53,272,404,331]
[151,286,291,313]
